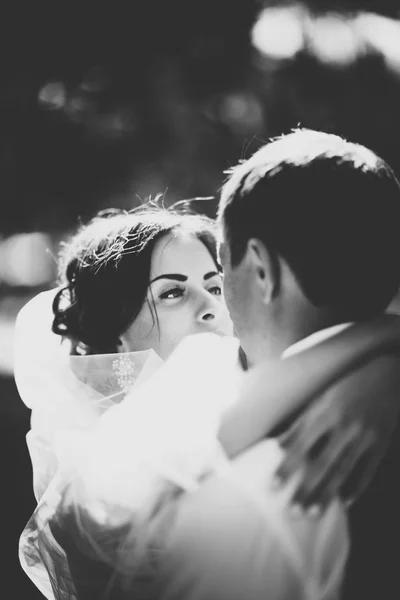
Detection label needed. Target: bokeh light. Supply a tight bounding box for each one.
[251,5,305,60]
[306,13,362,66]
[356,12,400,73]
[0,233,55,287]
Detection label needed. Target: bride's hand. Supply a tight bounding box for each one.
[273,353,400,513]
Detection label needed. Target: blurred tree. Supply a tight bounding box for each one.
[0,0,257,233]
[2,0,400,234]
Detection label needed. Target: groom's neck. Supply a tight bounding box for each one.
[287,310,345,347]
[246,308,345,368]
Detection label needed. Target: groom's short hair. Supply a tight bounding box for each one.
[218,129,400,319]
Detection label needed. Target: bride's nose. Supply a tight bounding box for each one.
[197,294,221,324]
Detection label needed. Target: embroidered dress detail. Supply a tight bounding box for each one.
[112,354,137,393]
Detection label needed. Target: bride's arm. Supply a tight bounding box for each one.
[219,314,400,457]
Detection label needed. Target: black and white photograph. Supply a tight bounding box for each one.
[2,1,400,599]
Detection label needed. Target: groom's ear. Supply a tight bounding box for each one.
[246,238,279,304]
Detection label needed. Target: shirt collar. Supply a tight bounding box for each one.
[282,323,353,358]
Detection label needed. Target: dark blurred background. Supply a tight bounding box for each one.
[2,0,400,597]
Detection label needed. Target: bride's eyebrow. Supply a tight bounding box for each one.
[149,274,188,284]
[204,271,220,281]
[150,271,220,284]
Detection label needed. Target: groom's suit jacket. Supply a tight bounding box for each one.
[344,424,400,600]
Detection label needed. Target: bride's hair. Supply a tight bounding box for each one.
[52,204,220,355]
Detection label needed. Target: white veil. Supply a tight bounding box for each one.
[14,289,166,599]
[14,289,164,500]
[15,290,238,600]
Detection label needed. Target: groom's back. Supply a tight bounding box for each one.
[344,423,400,599]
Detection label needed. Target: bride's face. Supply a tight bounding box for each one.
[119,232,233,360]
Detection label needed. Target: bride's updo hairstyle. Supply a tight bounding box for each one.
[52,204,220,355]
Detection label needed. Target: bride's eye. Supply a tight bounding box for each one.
[159,287,185,301]
[208,285,222,296]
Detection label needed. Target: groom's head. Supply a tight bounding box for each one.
[218,129,400,363]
